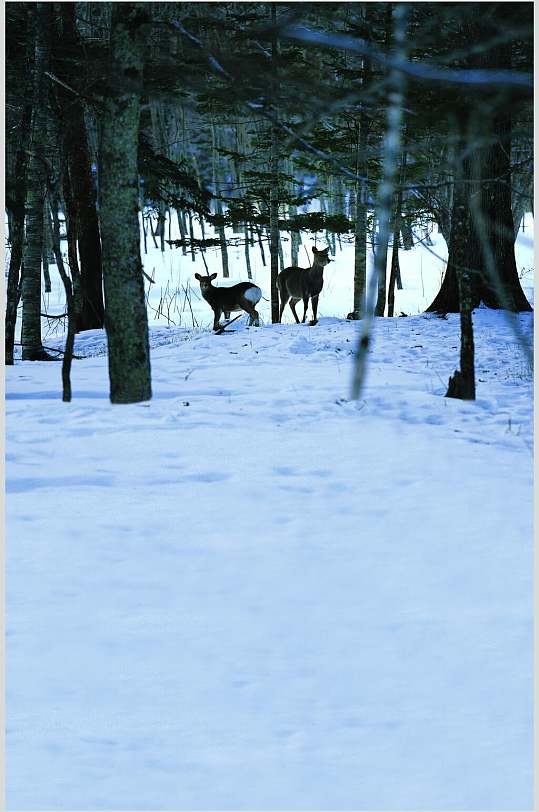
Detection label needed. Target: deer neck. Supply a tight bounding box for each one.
[309,257,325,276]
[201,285,217,303]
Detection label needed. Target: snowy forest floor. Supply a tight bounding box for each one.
[6,302,534,808]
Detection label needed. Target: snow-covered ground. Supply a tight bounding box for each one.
[5,215,534,809]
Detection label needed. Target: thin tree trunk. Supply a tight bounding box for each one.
[99,2,152,404]
[42,206,52,292]
[352,3,407,399]
[278,232,285,273]
[211,123,229,277]
[387,190,402,318]
[244,226,252,279]
[269,3,280,323]
[176,208,188,255]
[48,193,80,401]
[352,5,371,319]
[187,210,196,262]
[288,204,299,265]
[256,226,266,266]
[374,2,395,318]
[446,151,476,400]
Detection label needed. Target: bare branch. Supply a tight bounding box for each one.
[279,25,533,92]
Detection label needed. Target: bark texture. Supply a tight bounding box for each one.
[352,4,372,318]
[55,3,105,331]
[99,3,152,403]
[21,2,53,361]
[269,3,280,323]
[445,153,476,400]
[5,6,34,364]
[427,16,531,314]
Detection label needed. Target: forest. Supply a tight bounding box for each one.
[5,2,534,810]
[5,0,533,399]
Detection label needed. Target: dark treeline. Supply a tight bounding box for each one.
[5,1,533,402]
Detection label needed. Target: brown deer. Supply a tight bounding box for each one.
[195,273,262,331]
[277,246,333,325]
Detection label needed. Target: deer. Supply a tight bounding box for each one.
[277,245,333,325]
[195,273,262,332]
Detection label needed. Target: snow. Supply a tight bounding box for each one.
[5,215,534,809]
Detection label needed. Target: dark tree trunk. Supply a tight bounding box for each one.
[387,190,403,318]
[176,208,188,255]
[55,2,105,332]
[48,193,80,401]
[211,123,229,277]
[427,20,531,314]
[478,109,531,311]
[21,2,53,361]
[42,206,52,292]
[374,1,395,318]
[446,154,476,400]
[5,6,34,365]
[269,3,280,323]
[99,2,152,404]
[349,4,372,319]
[401,219,414,250]
[353,93,369,317]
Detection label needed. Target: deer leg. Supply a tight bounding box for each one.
[224,310,231,320]
[279,293,289,323]
[212,307,222,331]
[243,302,260,326]
[289,298,301,324]
[301,296,309,323]
[309,295,319,326]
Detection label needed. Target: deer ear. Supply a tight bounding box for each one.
[195,273,202,280]
[210,273,218,280]
[312,246,319,254]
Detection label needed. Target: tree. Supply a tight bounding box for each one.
[53,2,105,331]
[20,2,54,361]
[5,4,34,365]
[425,3,532,314]
[99,2,152,404]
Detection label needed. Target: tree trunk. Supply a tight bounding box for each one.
[446,152,476,400]
[211,123,229,277]
[176,208,188,254]
[48,193,81,402]
[21,2,53,361]
[374,2,395,318]
[351,3,407,399]
[55,2,105,332]
[269,4,280,323]
[351,4,372,319]
[478,109,531,311]
[427,23,531,314]
[387,190,402,318]
[288,204,299,266]
[42,206,52,292]
[5,6,34,365]
[244,226,252,279]
[99,2,152,404]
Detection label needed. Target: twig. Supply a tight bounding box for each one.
[215,313,243,334]
[14,342,85,359]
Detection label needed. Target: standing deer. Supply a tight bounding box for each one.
[277,245,333,325]
[195,273,262,331]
